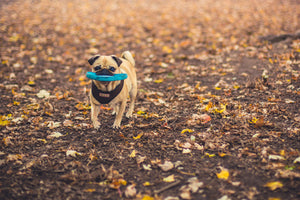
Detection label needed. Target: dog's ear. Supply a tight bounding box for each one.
[88,55,100,65]
[112,56,122,67]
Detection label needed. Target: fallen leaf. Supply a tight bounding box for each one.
[268,155,285,161]
[264,181,283,191]
[158,161,174,171]
[125,184,137,198]
[181,129,194,134]
[164,197,180,200]
[154,78,164,83]
[187,177,204,193]
[47,132,63,138]
[180,190,191,200]
[7,154,23,161]
[216,168,229,180]
[63,119,73,127]
[47,121,61,129]
[84,188,96,192]
[143,181,151,186]
[142,164,152,171]
[217,195,231,200]
[37,89,50,98]
[163,174,175,182]
[133,133,143,139]
[182,149,191,154]
[89,153,98,161]
[66,150,82,157]
[293,156,300,164]
[142,195,154,200]
[129,150,136,158]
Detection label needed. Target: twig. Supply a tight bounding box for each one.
[154,180,181,194]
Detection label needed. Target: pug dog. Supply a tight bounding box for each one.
[88,51,137,129]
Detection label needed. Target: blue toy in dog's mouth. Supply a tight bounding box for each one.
[86,72,128,81]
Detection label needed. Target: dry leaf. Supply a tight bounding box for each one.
[216,168,229,180]
[163,174,175,182]
[268,155,285,161]
[125,184,137,198]
[264,181,283,190]
[47,132,63,138]
[37,89,50,98]
[158,161,174,171]
[181,129,194,134]
[66,150,82,157]
[142,195,154,200]
[142,164,152,171]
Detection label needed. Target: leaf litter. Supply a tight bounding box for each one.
[0,0,299,199]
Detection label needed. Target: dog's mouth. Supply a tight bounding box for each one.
[96,69,114,76]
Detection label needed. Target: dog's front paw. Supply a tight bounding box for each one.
[93,121,101,130]
[112,122,121,129]
[126,111,133,118]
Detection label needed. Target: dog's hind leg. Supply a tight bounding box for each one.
[126,85,137,118]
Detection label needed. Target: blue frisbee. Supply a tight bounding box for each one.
[86,72,128,81]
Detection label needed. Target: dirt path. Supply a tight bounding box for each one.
[0,0,299,199]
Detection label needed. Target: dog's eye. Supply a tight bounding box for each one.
[109,66,116,72]
[94,65,101,71]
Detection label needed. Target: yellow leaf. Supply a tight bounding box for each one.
[214,103,226,113]
[142,195,154,200]
[181,129,194,134]
[133,133,143,140]
[163,174,175,182]
[79,75,86,81]
[28,81,35,85]
[205,102,213,112]
[205,153,216,158]
[89,154,97,161]
[269,58,273,64]
[8,33,20,42]
[120,179,127,186]
[233,85,240,89]
[143,181,151,186]
[162,46,173,54]
[154,79,164,83]
[0,115,11,126]
[249,117,258,124]
[264,181,283,191]
[268,198,281,200]
[129,150,136,158]
[84,188,96,192]
[215,87,222,90]
[218,153,227,157]
[216,170,229,180]
[137,110,145,115]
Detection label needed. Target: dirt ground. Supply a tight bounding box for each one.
[0,0,299,199]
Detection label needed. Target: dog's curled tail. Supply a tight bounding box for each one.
[121,51,135,67]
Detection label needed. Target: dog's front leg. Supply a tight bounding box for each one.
[91,103,101,129]
[113,101,126,129]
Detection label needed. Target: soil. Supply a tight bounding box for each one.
[0,0,299,200]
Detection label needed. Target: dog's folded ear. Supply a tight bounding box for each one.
[112,56,122,67]
[88,55,100,65]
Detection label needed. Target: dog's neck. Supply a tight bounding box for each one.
[91,80,124,104]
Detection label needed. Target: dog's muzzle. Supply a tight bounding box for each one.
[96,69,114,76]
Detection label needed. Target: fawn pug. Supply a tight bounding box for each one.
[88,51,137,129]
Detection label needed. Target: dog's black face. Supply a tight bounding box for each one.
[88,55,123,76]
[94,65,115,76]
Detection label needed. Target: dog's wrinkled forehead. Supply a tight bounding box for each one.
[88,55,122,67]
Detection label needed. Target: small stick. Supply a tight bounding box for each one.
[154,180,181,194]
